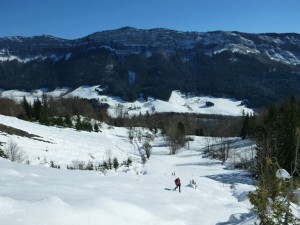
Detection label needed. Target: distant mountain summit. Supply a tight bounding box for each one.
[0,27,300,107]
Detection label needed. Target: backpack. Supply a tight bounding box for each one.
[175,178,180,186]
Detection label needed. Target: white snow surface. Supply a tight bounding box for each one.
[0,86,253,117]
[0,114,257,225]
[0,52,72,63]
[67,88,253,117]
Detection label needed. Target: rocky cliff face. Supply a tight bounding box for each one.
[0,27,300,107]
[1,27,300,65]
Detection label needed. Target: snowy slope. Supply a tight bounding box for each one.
[0,115,138,167]
[0,86,254,117]
[0,114,258,224]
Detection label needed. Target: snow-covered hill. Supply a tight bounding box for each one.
[0,114,257,224]
[0,86,253,117]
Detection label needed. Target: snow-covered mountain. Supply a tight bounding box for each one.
[1,27,300,65]
[1,27,300,108]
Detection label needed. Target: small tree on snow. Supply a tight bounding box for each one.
[127,127,134,142]
[141,155,147,164]
[143,141,152,159]
[126,157,132,167]
[102,161,109,170]
[94,123,99,132]
[0,142,7,159]
[108,157,112,170]
[4,140,27,163]
[113,157,119,171]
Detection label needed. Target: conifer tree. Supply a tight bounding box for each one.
[33,98,42,120]
[40,94,50,125]
[108,157,112,170]
[21,97,33,120]
[94,123,99,132]
[250,98,300,224]
[64,115,73,127]
[113,157,119,171]
[102,161,109,170]
[82,119,93,132]
[126,157,132,166]
[240,113,250,139]
[75,115,82,130]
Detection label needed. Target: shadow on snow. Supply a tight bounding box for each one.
[205,172,254,185]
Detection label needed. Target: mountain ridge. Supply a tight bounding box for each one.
[1,27,300,63]
[0,27,300,107]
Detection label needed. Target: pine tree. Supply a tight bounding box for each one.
[250,98,300,224]
[64,115,73,127]
[108,157,112,170]
[240,113,250,139]
[113,157,119,171]
[40,94,50,125]
[21,97,33,120]
[33,98,42,121]
[53,115,64,127]
[102,161,109,170]
[94,123,99,132]
[82,119,93,132]
[254,99,300,174]
[75,115,82,130]
[126,157,132,167]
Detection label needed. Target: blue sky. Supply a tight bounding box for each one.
[1,0,299,39]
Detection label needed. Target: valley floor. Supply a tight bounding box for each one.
[0,115,256,225]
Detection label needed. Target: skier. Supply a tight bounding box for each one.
[174,177,181,193]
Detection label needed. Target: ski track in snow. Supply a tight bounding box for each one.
[0,114,259,224]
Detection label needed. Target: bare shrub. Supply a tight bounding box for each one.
[4,140,27,163]
[0,98,23,116]
[143,141,152,159]
[68,160,86,170]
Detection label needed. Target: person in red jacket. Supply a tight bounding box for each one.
[174,177,181,193]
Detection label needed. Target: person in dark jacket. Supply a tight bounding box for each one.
[174,177,181,193]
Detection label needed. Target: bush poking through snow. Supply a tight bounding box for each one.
[125,157,132,167]
[67,161,94,171]
[108,157,113,170]
[94,123,99,132]
[4,140,27,163]
[50,160,60,169]
[141,155,147,165]
[0,142,7,159]
[65,157,126,172]
[67,160,86,170]
[113,157,119,171]
[86,161,94,170]
[143,141,152,159]
[0,149,7,159]
[102,161,109,170]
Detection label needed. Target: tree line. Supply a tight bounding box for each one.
[0,95,246,138]
[241,97,300,224]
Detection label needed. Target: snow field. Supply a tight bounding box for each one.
[0,114,256,224]
[0,86,253,117]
